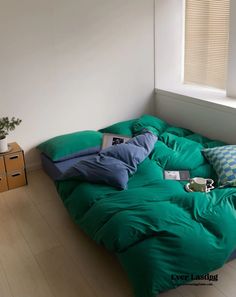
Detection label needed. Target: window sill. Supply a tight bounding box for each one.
[155,84,236,115]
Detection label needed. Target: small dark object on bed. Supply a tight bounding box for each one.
[112,137,124,145]
[102,133,130,149]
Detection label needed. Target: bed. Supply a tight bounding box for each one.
[40,115,236,297]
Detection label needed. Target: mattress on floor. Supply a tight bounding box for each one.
[40,114,236,297]
[41,147,236,265]
[41,152,236,264]
[41,153,97,180]
[42,149,236,263]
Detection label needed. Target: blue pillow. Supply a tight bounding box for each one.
[202,145,236,187]
[61,131,157,189]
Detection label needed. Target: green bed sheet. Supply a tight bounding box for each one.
[55,115,236,297]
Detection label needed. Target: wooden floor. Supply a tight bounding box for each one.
[0,169,235,297]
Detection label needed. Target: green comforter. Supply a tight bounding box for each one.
[56,115,236,297]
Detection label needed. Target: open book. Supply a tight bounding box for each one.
[164,170,190,181]
[102,133,130,149]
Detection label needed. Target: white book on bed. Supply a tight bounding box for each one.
[164,170,190,181]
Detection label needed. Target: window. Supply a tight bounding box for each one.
[155,0,236,101]
[184,0,230,90]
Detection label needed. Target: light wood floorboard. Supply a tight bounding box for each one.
[0,169,235,297]
[0,262,13,297]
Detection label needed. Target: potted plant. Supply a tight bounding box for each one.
[0,117,22,153]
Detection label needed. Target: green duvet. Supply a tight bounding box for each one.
[56,115,236,297]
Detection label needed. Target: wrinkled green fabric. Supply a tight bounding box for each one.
[55,115,236,297]
[99,118,136,137]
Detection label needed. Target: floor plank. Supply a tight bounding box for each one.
[36,197,75,230]
[227,258,236,271]
[212,265,236,297]
[160,288,182,297]
[0,217,54,297]
[25,170,58,206]
[0,262,13,297]
[2,187,35,210]
[0,192,12,223]
[3,188,60,255]
[35,246,96,297]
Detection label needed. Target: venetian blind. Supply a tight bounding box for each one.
[184,0,230,89]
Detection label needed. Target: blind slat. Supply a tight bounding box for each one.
[184,0,230,90]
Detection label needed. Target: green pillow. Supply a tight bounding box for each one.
[132,114,169,136]
[37,130,103,162]
[99,119,136,137]
[202,145,236,187]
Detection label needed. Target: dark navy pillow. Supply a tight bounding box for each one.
[61,131,157,189]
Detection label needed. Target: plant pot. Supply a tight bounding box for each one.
[0,137,8,153]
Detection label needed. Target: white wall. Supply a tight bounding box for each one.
[155,90,236,144]
[155,0,184,89]
[0,0,154,169]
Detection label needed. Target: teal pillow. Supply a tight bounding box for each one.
[37,130,103,162]
[202,145,236,187]
[99,119,136,137]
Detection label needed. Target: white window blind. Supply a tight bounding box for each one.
[184,0,230,90]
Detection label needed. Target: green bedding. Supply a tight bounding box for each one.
[56,115,236,297]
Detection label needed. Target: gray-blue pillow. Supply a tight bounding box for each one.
[61,131,157,189]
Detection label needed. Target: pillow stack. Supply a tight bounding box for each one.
[37,130,103,162]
